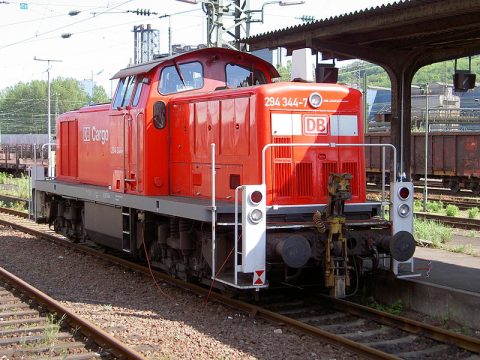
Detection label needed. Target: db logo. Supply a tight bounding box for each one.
[83,127,91,141]
[303,116,328,135]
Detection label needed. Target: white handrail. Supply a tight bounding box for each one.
[210,143,217,280]
[261,142,396,215]
[41,142,56,178]
[261,142,396,186]
[233,185,242,285]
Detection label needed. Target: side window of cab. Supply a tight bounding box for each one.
[113,75,135,109]
[159,61,203,95]
[226,64,268,88]
[132,77,149,107]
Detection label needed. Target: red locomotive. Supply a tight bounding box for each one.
[32,47,415,297]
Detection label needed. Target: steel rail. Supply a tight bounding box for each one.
[0,266,146,360]
[414,212,480,231]
[321,296,480,354]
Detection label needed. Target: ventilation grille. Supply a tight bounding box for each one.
[322,162,338,195]
[273,137,292,159]
[274,163,293,197]
[342,162,358,196]
[295,162,313,197]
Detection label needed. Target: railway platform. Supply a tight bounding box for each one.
[374,236,480,329]
[413,245,480,293]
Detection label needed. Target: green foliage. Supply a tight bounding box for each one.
[426,201,444,213]
[0,172,14,184]
[414,218,453,247]
[468,207,479,219]
[445,204,459,217]
[91,85,110,104]
[444,244,477,256]
[467,230,477,238]
[276,60,292,82]
[0,172,30,199]
[369,299,404,315]
[338,56,480,88]
[41,313,65,347]
[0,78,109,134]
[413,199,423,212]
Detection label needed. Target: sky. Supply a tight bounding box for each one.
[0,0,394,95]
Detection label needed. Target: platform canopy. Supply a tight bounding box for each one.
[241,0,480,178]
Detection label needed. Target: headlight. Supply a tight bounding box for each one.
[248,209,263,224]
[398,186,410,200]
[308,92,322,108]
[398,204,410,218]
[249,190,263,205]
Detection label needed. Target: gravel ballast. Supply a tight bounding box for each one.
[0,225,354,359]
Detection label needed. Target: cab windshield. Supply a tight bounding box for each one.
[159,61,203,94]
[226,64,268,88]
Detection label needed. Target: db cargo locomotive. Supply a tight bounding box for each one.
[32,47,415,297]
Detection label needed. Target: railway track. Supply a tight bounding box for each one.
[257,293,480,359]
[0,208,479,359]
[414,212,480,231]
[367,183,480,202]
[367,188,480,211]
[0,266,146,359]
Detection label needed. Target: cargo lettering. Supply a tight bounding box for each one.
[303,116,328,135]
[82,126,109,144]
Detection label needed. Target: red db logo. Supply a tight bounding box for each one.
[303,116,328,135]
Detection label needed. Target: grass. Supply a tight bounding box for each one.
[0,172,30,199]
[369,299,404,315]
[467,230,477,238]
[445,204,459,217]
[414,218,478,255]
[468,207,479,219]
[416,200,480,222]
[414,218,454,248]
[444,244,478,256]
[41,313,65,347]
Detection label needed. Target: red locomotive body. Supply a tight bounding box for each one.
[34,47,415,297]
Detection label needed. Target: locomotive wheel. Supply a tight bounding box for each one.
[450,182,460,194]
[471,183,480,195]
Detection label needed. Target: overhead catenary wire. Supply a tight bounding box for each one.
[0,0,135,51]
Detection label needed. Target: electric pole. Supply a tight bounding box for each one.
[34,56,62,177]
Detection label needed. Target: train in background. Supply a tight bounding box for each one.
[0,135,49,174]
[365,132,480,194]
[28,47,415,298]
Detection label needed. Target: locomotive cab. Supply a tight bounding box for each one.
[32,47,416,298]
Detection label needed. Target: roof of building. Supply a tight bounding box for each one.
[241,0,480,67]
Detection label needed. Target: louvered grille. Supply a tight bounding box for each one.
[274,162,293,197]
[295,162,313,197]
[342,162,358,196]
[273,137,292,159]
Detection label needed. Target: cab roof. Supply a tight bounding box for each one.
[111,47,280,80]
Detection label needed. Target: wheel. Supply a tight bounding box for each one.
[471,182,480,195]
[450,182,460,194]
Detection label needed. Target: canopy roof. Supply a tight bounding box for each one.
[242,0,480,68]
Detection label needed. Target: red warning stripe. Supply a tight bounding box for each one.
[254,270,265,285]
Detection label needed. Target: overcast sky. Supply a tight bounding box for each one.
[0,0,394,93]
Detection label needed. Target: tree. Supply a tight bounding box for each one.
[90,85,109,104]
[338,56,480,88]
[0,78,109,134]
[276,60,292,82]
